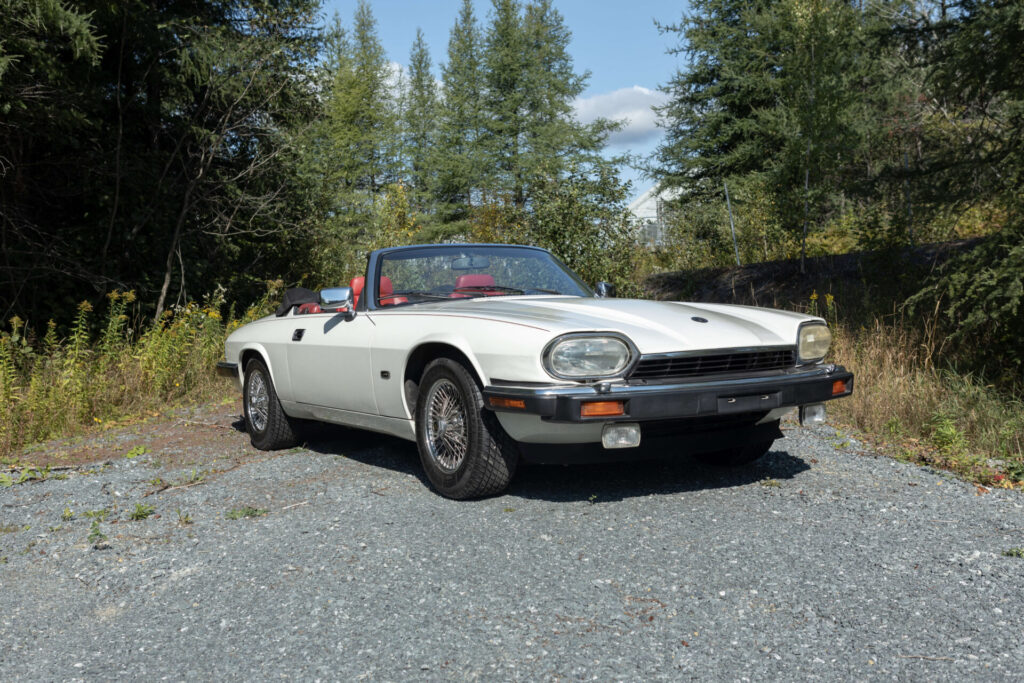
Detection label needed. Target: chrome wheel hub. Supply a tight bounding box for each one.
[248,371,269,433]
[425,379,468,472]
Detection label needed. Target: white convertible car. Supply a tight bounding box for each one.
[217,243,853,498]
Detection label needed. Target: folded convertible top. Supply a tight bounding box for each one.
[275,287,318,317]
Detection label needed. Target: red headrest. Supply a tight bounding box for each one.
[379,275,394,296]
[455,273,495,289]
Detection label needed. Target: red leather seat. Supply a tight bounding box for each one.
[296,302,322,314]
[454,273,502,297]
[350,276,365,308]
[455,273,495,289]
[378,276,407,306]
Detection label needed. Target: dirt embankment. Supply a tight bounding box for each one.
[644,240,978,310]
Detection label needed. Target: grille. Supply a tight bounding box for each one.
[630,349,795,382]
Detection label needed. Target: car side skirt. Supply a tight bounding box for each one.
[279,401,417,442]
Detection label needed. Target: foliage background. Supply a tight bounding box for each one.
[1,0,1022,473]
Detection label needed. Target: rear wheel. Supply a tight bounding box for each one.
[694,437,775,467]
[415,358,519,499]
[243,357,299,450]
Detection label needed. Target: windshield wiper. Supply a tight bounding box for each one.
[454,285,525,294]
[387,290,453,301]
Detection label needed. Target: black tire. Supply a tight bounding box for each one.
[694,437,775,467]
[415,358,519,499]
[243,357,299,450]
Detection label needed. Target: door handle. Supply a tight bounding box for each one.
[292,329,305,342]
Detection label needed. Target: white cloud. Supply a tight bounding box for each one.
[574,85,668,148]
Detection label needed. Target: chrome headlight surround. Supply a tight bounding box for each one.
[798,321,832,364]
[542,332,638,381]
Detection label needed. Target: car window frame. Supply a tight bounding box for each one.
[364,244,594,311]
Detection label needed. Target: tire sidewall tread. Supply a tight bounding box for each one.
[243,357,299,451]
[415,358,518,499]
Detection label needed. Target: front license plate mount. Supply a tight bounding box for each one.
[717,392,781,414]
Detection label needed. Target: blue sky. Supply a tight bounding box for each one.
[322,0,690,200]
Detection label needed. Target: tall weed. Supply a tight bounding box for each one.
[0,287,261,459]
[829,317,1024,482]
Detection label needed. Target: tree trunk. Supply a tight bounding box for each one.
[154,182,195,321]
[801,161,809,276]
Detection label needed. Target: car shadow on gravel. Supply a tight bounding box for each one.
[297,421,809,502]
[298,422,430,485]
[509,449,810,503]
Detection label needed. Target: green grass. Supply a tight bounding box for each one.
[128,503,155,521]
[124,445,149,460]
[225,506,267,520]
[87,520,106,546]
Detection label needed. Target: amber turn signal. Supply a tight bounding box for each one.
[580,400,625,418]
[489,397,526,410]
[831,379,848,395]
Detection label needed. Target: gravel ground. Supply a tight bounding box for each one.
[2,413,1023,681]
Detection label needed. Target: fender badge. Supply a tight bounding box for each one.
[691,316,709,323]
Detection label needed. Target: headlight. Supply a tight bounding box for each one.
[798,323,832,362]
[543,335,634,379]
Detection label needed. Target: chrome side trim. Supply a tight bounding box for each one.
[487,364,838,399]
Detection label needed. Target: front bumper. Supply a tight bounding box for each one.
[483,364,853,423]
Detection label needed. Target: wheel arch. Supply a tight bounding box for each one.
[403,342,485,417]
[238,344,279,388]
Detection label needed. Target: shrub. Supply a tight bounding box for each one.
[0,286,270,459]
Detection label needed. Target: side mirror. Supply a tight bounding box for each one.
[320,286,355,319]
[594,281,616,298]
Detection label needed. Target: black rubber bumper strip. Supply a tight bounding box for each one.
[483,366,854,423]
[216,361,238,378]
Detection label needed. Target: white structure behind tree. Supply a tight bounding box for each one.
[628,185,680,246]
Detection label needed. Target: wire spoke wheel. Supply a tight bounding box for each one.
[242,358,298,451]
[425,378,468,472]
[247,371,270,433]
[415,358,519,499]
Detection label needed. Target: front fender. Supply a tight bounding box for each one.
[369,315,558,419]
[230,341,292,402]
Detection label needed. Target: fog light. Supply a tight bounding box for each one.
[800,403,827,425]
[602,423,641,449]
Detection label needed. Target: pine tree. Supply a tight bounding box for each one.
[404,29,438,209]
[344,0,401,195]
[435,0,486,220]
[651,0,893,262]
[482,0,531,206]
[481,0,613,210]
[300,2,404,283]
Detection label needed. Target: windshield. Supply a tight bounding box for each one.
[375,245,592,307]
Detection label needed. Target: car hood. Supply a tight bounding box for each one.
[390,296,811,354]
